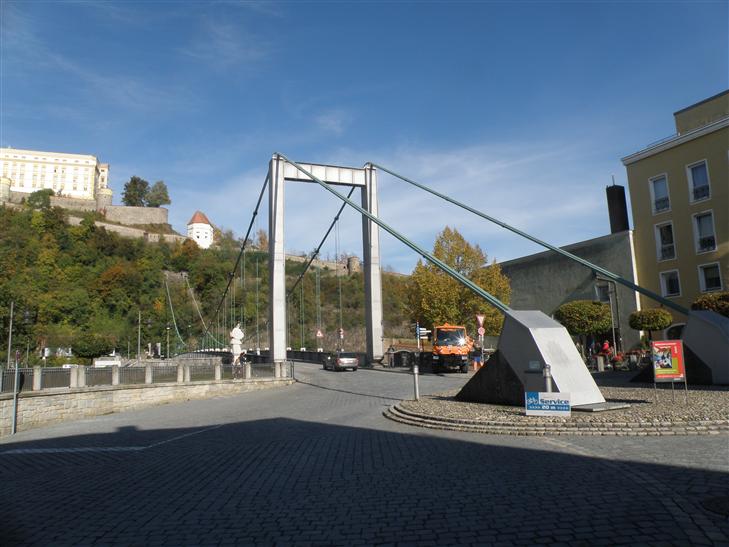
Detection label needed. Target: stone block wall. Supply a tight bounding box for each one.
[104,205,168,225]
[0,378,293,437]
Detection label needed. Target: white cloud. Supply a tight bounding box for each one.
[313,109,353,135]
[180,19,268,69]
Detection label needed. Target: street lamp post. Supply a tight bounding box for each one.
[166,325,170,360]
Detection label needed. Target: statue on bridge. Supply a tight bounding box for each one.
[230,323,244,362]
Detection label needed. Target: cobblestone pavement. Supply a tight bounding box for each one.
[1,363,727,546]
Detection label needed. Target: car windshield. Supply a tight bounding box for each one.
[435,329,466,346]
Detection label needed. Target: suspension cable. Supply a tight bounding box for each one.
[370,162,689,316]
[200,173,270,345]
[274,153,510,314]
[164,273,187,348]
[185,275,222,347]
[286,186,356,300]
[335,218,344,332]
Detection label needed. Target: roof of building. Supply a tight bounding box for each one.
[187,211,212,226]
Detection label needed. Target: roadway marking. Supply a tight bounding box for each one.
[0,424,224,455]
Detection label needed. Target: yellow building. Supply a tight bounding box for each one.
[0,147,110,201]
[622,90,728,336]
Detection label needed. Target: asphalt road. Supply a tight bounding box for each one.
[1,362,727,546]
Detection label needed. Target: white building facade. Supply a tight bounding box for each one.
[0,147,110,200]
[187,211,214,249]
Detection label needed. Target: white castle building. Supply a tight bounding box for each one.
[187,211,214,249]
[0,147,112,206]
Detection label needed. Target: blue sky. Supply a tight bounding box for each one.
[2,0,727,272]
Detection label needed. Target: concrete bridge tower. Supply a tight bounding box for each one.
[267,155,384,376]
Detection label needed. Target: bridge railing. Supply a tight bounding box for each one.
[0,359,287,394]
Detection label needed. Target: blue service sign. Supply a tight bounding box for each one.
[525,392,571,417]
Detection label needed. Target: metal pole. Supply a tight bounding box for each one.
[543,364,553,393]
[11,350,20,434]
[137,309,141,366]
[608,287,617,364]
[6,301,13,369]
[412,361,420,401]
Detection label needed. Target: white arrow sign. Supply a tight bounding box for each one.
[476,314,485,327]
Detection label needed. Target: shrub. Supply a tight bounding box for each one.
[691,291,729,318]
[554,300,612,336]
[628,309,673,340]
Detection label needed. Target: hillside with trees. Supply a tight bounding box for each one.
[0,203,411,364]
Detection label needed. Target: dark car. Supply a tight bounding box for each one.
[323,352,359,371]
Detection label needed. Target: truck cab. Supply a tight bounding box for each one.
[431,323,472,373]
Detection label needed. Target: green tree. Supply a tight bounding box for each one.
[147,180,171,207]
[554,300,613,357]
[122,176,149,206]
[26,189,54,210]
[73,332,117,359]
[628,308,673,341]
[691,291,729,318]
[407,227,510,336]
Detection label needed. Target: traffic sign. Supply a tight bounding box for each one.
[477,327,485,336]
[316,329,323,338]
[338,328,344,339]
[476,314,485,327]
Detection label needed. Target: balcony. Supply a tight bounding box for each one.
[693,185,710,201]
[654,197,670,212]
[698,236,716,252]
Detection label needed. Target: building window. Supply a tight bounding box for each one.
[654,222,676,261]
[649,175,670,213]
[687,160,710,202]
[698,263,722,292]
[693,211,716,253]
[660,270,681,297]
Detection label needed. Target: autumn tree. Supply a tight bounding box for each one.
[691,291,729,318]
[408,227,510,336]
[122,176,149,206]
[26,189,54,210]
[147,180,171,207]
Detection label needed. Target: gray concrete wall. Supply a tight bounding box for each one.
[498,231,641,350]
[0,378,293,436]
[104,205,168,225]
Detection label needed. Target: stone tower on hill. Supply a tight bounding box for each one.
[187,211,214,249]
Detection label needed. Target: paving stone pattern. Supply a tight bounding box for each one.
[1,363,727,546]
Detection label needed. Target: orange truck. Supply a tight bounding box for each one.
[429,323,473,373]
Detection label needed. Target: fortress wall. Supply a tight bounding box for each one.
[104,205,168,225]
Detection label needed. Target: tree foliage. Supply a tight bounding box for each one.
[147,181,171,207]
[122,176,149,206]
[407,227,510,336]
[26,189,54,210]
[691,291,729,318]
[628,308,673,340]
[554,300,612,336]
[73,333,117,359]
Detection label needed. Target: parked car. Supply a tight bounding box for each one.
[323,352,359,371]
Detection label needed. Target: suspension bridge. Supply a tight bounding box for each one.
[163,153,727,392]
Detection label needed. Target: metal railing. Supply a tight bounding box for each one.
[86,367,113,387]
[153,366,178,384]
[0,359,286,395]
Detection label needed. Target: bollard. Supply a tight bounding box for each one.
[412,363,420,401]
[245,361,252,380]
[176,363,184,384]
[214,363,222,381]
[111,365,120,386]
[543,364,553,393]
[145,363,153,384]
[33,366,42,391]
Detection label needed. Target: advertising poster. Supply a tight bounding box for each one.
[525,392,571,417]
[651,340,685,382]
